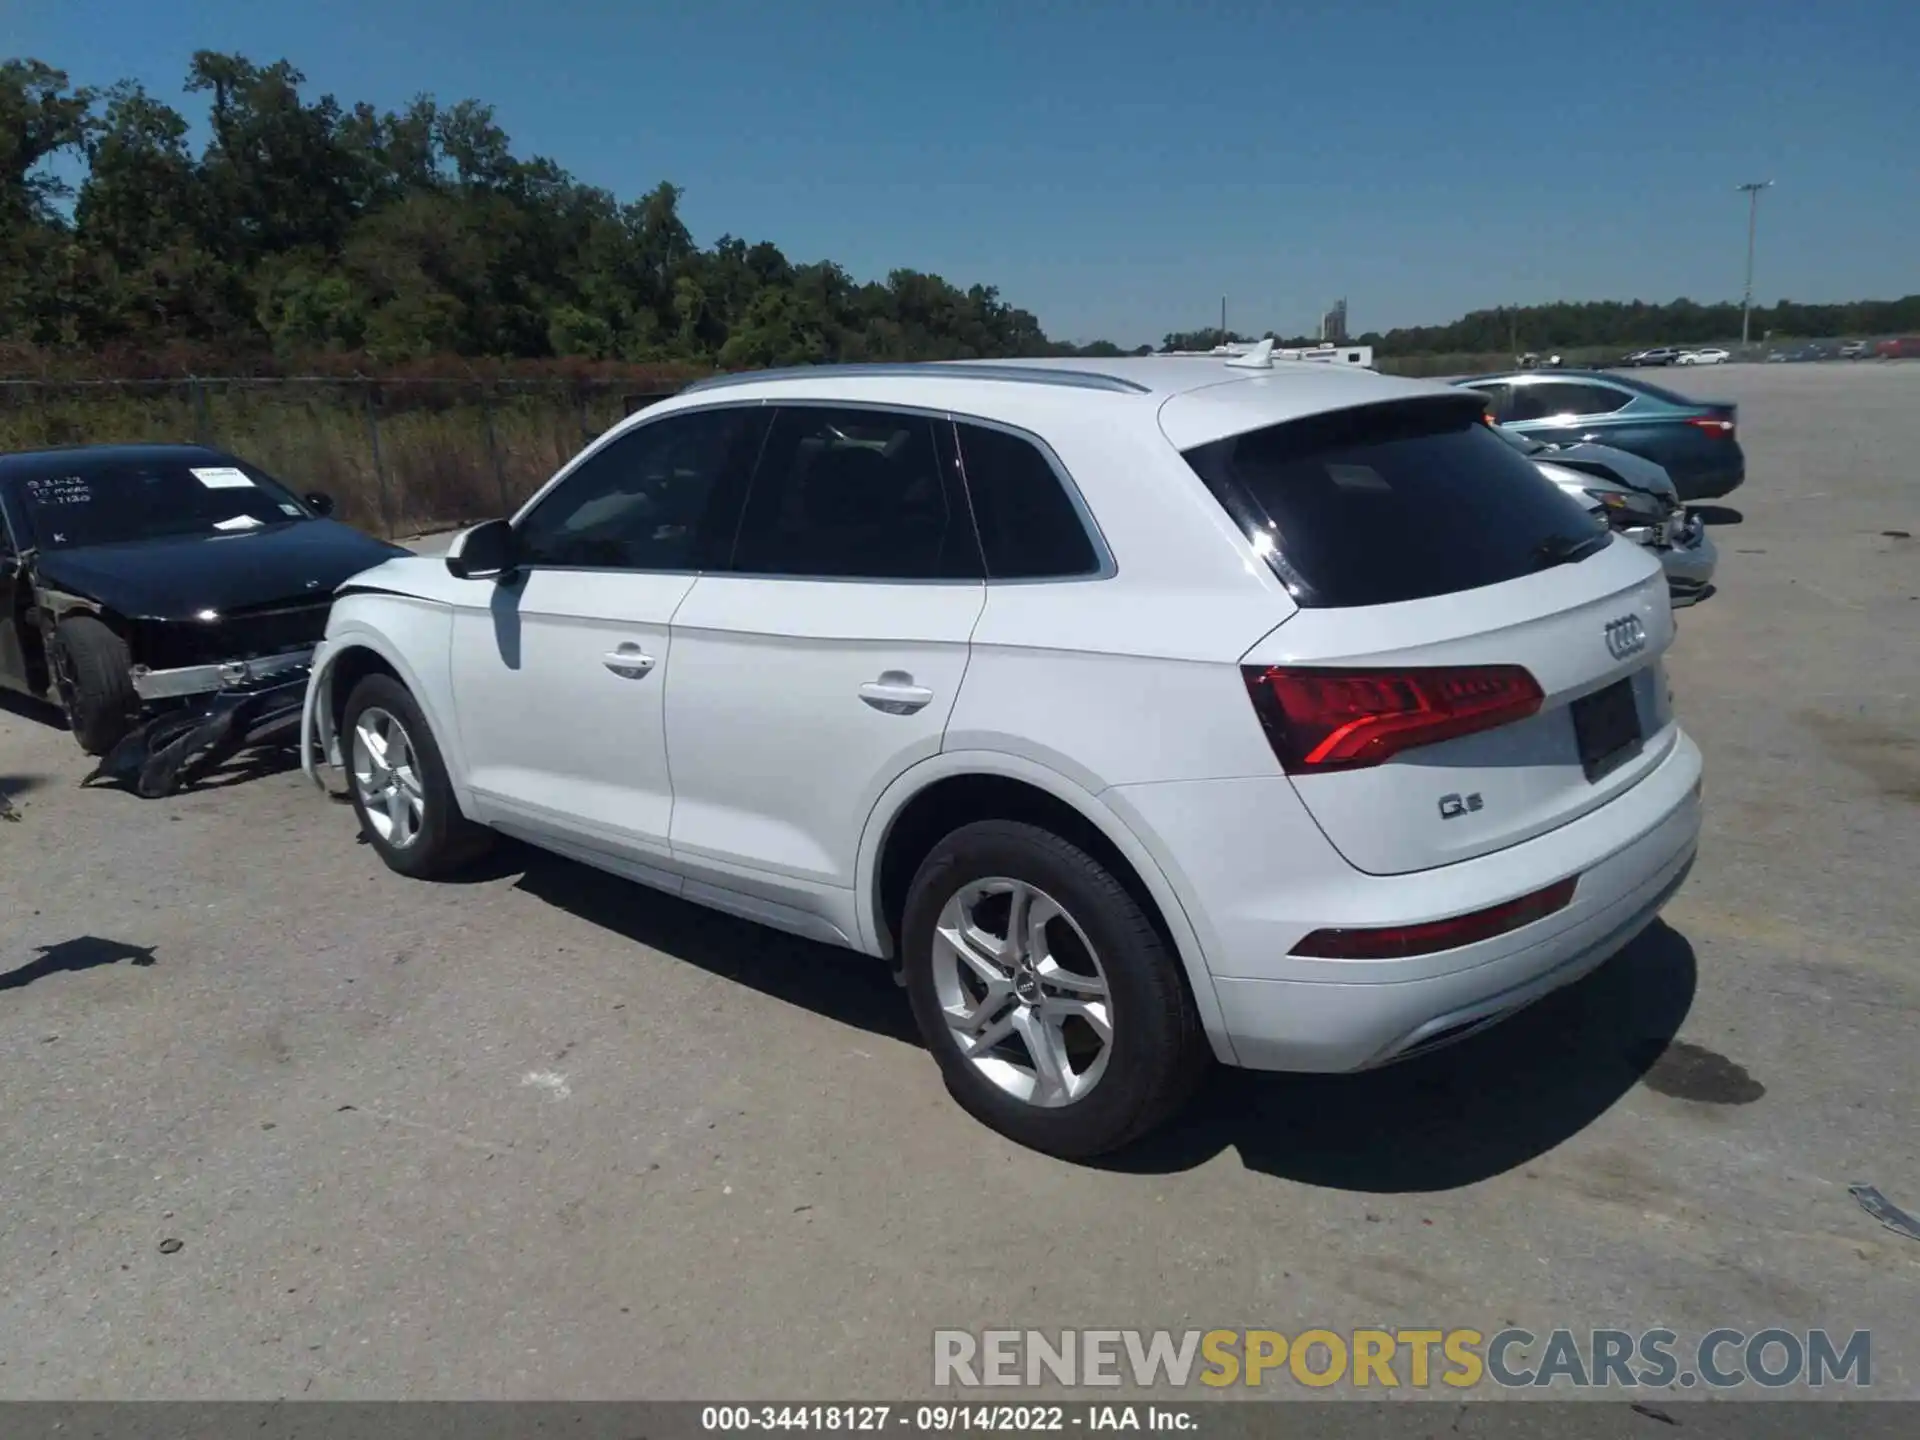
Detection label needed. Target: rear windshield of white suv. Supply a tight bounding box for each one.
[1181,395,1609,608]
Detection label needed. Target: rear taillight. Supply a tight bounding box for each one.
[1242,664,1545,773]
[1686,416,1736,439]
[1290,876,1579,959]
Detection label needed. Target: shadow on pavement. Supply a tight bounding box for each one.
[2,771,47,803]
[514,851,919,1046]
[178,743,304,791]
[1,936,159,992]
[1101,920,1698,1191]
[1691,505,1744,525]
[515,837,1698,1189]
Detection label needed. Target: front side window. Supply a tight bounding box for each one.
[953,422,1101,580]
[728,406,979,581]
[514,406,764,571]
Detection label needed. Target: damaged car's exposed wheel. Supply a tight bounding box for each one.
[341,673,491,879]
[51,615,138,756]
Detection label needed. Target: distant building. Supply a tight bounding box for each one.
[1320,298,1349,346]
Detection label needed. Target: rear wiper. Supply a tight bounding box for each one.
[1531,531,1609,570]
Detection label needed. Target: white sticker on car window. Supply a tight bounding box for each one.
[278,502,303,516]
[190,466,255,489]
[213,514,264,531]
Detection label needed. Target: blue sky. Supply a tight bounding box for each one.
[9,0,1917,346]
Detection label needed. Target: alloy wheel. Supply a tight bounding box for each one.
[350,705,426,849]
[930,877,1113,1108]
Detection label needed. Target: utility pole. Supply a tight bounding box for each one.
[1737,180,1774,347]
[1220,295,1227,342]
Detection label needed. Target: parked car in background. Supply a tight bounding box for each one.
[1677,348,1729,366]
[1486,423,1716,608]
[301,353,1701,1157]
[1839,341,1870,360]
[1877,337,1920,359]
[1452,369,1745,501]
[1618,347,1684,368]
[0,443,404,793]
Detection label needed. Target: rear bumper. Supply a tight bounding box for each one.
[1212,824,1696,1072]
[1109,729,1703,1073]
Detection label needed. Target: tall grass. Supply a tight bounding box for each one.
[0,379,670,538]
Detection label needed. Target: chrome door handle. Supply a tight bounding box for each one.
[858,678,934,715]
[602,646,656,679]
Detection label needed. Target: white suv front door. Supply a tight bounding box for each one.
[664,405,985,919]
[450,405,765,869]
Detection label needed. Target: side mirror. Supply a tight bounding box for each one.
[445,518,517,580]
[305,491,336,516]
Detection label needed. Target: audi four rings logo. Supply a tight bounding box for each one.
[1604,615,1648,659]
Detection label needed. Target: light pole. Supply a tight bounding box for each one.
[1737,180,1774,347]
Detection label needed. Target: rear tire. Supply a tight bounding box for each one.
[51,615,138,756]
[900,819,1209,1158]
[340,673,492,879]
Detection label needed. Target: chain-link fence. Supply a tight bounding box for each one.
[0,377,686,539]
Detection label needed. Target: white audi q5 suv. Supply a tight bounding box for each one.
[301,348,1703,1156]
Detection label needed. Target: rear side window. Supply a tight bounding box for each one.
[954,422,1101,580]
[1181,397,1609,609]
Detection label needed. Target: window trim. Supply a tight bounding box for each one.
[506,400,770,577]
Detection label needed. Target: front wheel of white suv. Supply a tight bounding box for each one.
[341,673,493,880]
[900,820,1210,1158]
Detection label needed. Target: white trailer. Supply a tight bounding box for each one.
[1163,339,1376,369]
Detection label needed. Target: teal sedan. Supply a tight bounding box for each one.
[1453,369,1745,502]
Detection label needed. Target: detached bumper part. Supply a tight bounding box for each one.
[1658,513,1718,609]
[84,662,314,798]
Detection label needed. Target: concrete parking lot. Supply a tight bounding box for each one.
[2,363,1917,1401]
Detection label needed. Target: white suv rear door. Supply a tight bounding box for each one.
[449,405,765,869]
[664,405,984,901]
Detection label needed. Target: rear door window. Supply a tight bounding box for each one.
[728,406,981,581]
[1181,396,1609,609]
[1511,382,1633,420]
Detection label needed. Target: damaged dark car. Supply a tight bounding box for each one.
[0,443,406,794]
